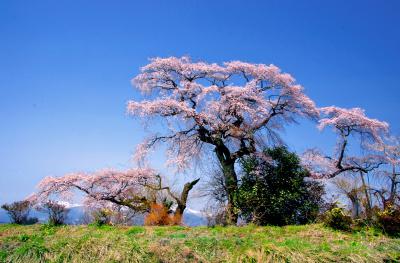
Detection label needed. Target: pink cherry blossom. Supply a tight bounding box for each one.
[302,106,389,178]
[128,56,319,170]
[32,168,156,211]
[318,106,389,144]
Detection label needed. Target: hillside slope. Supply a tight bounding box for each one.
[0,224,399,262]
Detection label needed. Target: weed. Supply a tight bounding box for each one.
[126,226,145,236]
[168,233,186,239]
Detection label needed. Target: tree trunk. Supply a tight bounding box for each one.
[388,164,397,208]
[359,171,372,218]
[174,178,200,216]
[214,143,239,225]
[349,194,361,218]
[221,160,239,225]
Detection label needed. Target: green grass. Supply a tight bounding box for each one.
[0,224,398,262]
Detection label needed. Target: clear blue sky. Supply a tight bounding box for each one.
[0,0,399,205]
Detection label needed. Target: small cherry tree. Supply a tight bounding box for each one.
[128,56,318,224]
[32,167,199,221]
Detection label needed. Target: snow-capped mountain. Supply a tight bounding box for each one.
[0,204,207,226]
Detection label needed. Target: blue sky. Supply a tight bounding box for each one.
[0,0,399,206]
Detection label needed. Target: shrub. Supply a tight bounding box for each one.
[23,217,39,225]
[144,203,181,226]
[37,201,69,226]
[376,206,400,237]
[236,147,325,226]
[92,208,114,226]
[1,201,38,225]
[81,205,139,226]
[323,207,353,231]
[169,212,182,226]
[202,204,228,227]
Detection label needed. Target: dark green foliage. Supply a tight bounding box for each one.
[127,226,145,236]
[0,250,7,261]
[40,224,57,236]
[236,147,325,226]
[323,207,353,231]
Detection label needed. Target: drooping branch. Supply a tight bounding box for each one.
[31,168,157,213]
[128,56,319,171]
[302,107,389,179]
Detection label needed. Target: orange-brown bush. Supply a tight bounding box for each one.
[144,203,182,226]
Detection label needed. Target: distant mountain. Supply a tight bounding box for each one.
[183,208,207,226]
[0,206,207,226]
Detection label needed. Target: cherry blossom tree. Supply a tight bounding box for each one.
[301,106,389,217]
[302,106,389,179]
[31,168,157,213]
[32,167,199,220]
[128,56,319,224]
[303,106,389,217]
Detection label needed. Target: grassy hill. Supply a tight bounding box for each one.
[0,224,399,262]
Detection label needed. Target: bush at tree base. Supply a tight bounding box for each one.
[236,147,325,226]
[323,207,353,231]
[376,206,400,237]
[144,203,181,226]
